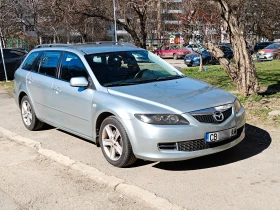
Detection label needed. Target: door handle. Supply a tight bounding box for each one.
[53,87,61,93]
[27,78,32,84]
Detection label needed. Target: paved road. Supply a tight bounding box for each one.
[164,58,186,69]
[1,89,280,210]
[0,133,152,210]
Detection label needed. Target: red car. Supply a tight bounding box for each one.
[154,45,190,60]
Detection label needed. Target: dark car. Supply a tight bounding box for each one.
[253,42,273,52]
[0,48,28,80]
[184,46,233,67]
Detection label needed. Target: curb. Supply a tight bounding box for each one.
[0,126,184,210]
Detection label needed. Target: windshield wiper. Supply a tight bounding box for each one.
[104,82,137,87]
[152,75,185,81]
[103,75,184,87]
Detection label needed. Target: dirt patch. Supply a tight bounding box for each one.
[244,97,280,127]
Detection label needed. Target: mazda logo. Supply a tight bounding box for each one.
[213,111,224,122]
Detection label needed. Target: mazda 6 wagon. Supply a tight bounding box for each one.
[14,42,245,167]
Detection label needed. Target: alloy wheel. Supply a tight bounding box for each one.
[21,100,32,126]
[102,124,123,161]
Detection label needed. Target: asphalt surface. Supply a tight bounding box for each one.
[0,88,280,210]
[0,134,152,210]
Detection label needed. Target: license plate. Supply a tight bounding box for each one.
[205,127,237,143]
[185,60,191,62]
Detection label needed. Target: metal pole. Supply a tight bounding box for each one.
[0,36,8,82]
[113,0,117,42]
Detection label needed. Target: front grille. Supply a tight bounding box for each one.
[159,125,244,152]
[192,108,232,124]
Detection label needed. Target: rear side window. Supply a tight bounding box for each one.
[22,52,41,71]
[37,51,61,77]
[60,52,88,82]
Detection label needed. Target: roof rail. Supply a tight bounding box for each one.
[82,41,137,47]
[34,44,73,49]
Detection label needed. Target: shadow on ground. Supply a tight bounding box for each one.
[152,123,271,171]
[57,128,97,146]
[260,81,280,95]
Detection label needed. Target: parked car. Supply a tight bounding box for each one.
[219,43,253,54]
[184,45,233,67]
[0,48,27,80]
[14,42,245,167]
[256,43,280,61]
[153,44,190,59]
[253,41,273,52]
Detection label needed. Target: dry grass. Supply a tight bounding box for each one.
[0,81,14,96]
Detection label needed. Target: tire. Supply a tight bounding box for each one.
[99,116,137,167]
[203,59,210,65]
[173,54,178,60]
[20,96,44,131]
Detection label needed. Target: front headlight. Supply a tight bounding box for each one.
[234,98,242,113]
[134,114,189,125]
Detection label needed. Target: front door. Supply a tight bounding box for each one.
[52,52,94,138]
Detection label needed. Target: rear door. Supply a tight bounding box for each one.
[26,51,62,123]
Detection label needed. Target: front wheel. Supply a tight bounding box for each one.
[99,116,137,167]
[21,96,44,131]
[173,54,178,60]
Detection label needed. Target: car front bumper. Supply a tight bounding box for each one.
[257,53,274,61]
[120,107,246,162]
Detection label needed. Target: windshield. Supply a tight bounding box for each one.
[265,44,280,49]
[85,50,183,87]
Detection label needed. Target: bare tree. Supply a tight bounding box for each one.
[179,0,260,96]
[176,3,221,71]
[0,0,18,45]
[53,0,164,48]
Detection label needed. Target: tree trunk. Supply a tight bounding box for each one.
[156,0,162,40]
[209,0,259,96]
[199,53,203,72]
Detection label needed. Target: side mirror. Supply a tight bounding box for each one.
[173,66,182,71]
[70,77,88,87]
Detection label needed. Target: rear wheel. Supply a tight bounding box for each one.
[99,116,137,167]
[203,59,210,65]
[21,96,44,131]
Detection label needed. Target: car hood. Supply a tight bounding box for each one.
[107,77,236,114]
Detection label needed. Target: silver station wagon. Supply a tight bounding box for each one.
[14,42,245,167]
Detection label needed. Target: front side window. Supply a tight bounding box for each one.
[38,51,61,77]
[60,52,88,82]
[22,52,41,71]
[85,50,183,87]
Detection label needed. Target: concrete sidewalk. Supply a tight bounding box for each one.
[0,134,153,210]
